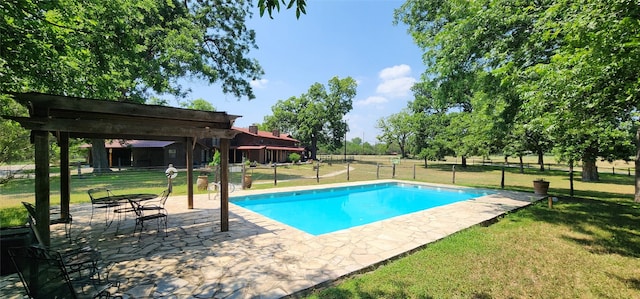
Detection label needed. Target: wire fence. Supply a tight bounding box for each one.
[2,155,636,208]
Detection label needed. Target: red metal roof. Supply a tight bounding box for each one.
[232,126,299,142]
[236,145,266,150]
[265,146,305,152]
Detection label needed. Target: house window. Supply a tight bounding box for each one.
[168,149,177,159]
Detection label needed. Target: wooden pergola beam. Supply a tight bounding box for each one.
[13,92,235,123]
[6,92,240,245]
[5,116,238,140]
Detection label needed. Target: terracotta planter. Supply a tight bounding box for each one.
[243,175,252,189]
[196,175,208,191]
[533,180,550,195]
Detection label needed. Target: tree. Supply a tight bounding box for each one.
[2,0,265,101]
[1,0,300,171]
[258,0,306,19]
[396,0,639,185]
[376,109,414,158]
[518,0,639,182]
[408,82,452,166]
[0,95,31,164]
[263,76,357,160]
[181,99,216,111]
[636,127,640,202]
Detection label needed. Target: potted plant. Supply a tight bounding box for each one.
[242,159,252,189]
[533,178,550,195]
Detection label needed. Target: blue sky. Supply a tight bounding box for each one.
[184,0,424,143]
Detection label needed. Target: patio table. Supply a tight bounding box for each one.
[111,193,157,214]
[92,193,158,229]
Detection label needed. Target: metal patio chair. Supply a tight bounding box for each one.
[8,245,118,299]
[128,198,168,239]
[138,189,171,212]
[207,181,235,200]
[87,188,120,225]
[22,202,102,279]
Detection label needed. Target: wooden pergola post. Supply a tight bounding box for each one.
[33,130,50,246]
[220,138,230,231]
[58,132,70,220]
[187,137,194,209]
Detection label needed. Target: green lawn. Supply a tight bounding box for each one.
[1,157,638,298]
[305,195,640,298]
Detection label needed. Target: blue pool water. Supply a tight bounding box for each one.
[231,182,492,235]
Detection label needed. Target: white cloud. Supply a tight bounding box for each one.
[250,78,269,89]
[375,64,416,98]
[378,64,412,80]
[355,96,388,107]
[376,77,416,98]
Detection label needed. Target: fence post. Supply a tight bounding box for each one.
[77,162,82,177]
[569,163,574,198]
[347,162,350,181]
[376,163,380,179]
[612,167,615,175]
[316,162,320,183]
[392,164,396,178]
[452,165,456,184]
[501,166,505,189]
[629,168,631,176]
[413,164,416,180]
[274,164,277,186]
[242,163,246,189]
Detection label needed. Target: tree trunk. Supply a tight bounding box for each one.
[537,150,545,171]
[569,160,575,198]
[635,128,639,202]
[310,135,318,161]
[461,156,467,168]
[581,158,599,182]
[424,156,427,168]
[90,138,111,173]
[519,155,524,174]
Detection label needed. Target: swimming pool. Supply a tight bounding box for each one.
[231,182,493,235]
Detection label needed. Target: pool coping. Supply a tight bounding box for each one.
[231,180,500,236]
[226,179,539,297]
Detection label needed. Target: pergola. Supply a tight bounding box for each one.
[5,92,239,246]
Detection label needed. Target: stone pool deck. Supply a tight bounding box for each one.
[0,180,537,298]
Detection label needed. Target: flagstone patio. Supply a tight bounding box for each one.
[0,180,537,298]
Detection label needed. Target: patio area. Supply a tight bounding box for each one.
[0,180,536,298]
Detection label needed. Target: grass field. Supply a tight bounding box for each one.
[1,155,639,297]
[306,196,640,298]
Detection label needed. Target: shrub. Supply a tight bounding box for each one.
[288,153,301,163]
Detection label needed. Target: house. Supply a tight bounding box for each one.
[83,139,212,168]
[84,126,304,167]
[230,125,305,164]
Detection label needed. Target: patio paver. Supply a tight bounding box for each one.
[0,180,537,298]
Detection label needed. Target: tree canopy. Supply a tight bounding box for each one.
[396,0,639,199]
[376,109,414,158]
[1,0,268,102]
[263,76,357,160]
[0,0,305,166]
